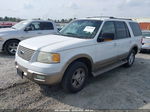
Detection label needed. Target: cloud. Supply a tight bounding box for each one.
[67,2,79,10]
[23,4,34,10]
[0,0,150,19]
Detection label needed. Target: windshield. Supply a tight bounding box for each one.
[59,20,102,39]
[142,32,150,37]
[12,21,29,29]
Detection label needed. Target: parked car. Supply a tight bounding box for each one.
[15,17,142,93]
[0,21,17,29]
[141,30,150,51]
[0,20,58,55]
[0,26,13,28]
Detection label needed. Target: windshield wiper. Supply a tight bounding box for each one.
[66,32,77,35]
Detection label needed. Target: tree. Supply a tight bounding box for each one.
[4,16,9,21]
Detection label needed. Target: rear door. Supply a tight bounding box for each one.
[113,21,131,58]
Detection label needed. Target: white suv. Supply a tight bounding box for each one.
[0,20,57,55]
[15,17,142,93]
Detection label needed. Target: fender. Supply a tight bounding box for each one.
[60,54,94,77]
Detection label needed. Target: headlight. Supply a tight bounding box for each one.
[37,52,60,64]
[0,37,4,41]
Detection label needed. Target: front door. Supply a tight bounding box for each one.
[95,21,118,71]
[21,22,45,40]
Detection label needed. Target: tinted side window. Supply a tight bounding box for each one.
[129,22,142,36]
[100,21,115,37]
[115,21,130,39]
[40,22,54,30]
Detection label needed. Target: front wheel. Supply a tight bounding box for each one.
[124,50,136,67]
[4,40,19,55]
[62,61,88,93]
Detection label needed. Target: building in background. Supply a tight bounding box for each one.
[133,18,150,30]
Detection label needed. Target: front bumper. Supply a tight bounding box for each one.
[15,62,62,85]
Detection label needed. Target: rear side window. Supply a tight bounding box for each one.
[40,22,54,30]
[115,21,130,39]
[129,22,142,36]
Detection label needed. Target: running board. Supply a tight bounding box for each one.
[92,60,127,77]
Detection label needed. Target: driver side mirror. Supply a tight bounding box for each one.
[97,33,115,42]
[24,26,32,32]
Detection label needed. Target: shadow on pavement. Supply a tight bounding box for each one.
[0,52,14,59]
[40,56,150,109]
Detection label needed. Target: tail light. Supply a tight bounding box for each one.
[141,37,145,45]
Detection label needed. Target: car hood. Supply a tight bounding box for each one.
[0,28,18,35]
[19,34,94,52]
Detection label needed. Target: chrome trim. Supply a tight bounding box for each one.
[28,70,48,76]
[17,45,35,61]
[34,78,45,82]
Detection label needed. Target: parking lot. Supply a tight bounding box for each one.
[0,52,150,110]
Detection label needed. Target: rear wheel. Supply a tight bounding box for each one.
[4,40,19,55]
[124,50,136,67]
[62,61,88,93]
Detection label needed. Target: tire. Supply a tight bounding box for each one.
[62,61,88,93]
[124,50,136,67]
[4,40,19,55]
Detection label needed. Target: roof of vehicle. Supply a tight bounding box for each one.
[78,16,134,22]
[23,19,54,23]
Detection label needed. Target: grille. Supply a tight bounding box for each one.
[17,45,35,61]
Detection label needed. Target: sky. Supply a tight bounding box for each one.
[0,0,150,19]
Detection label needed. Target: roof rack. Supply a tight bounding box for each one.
[112,17,132,20]
[87,16,114,19]
[87,16,132,20]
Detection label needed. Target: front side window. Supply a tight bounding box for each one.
[97,21,116,42]
[115,21,130,39]
[59,20,102,39]
[100,21,116,37]
[28,22,41,31]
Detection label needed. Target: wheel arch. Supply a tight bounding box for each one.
[130,45,138,54]
[2,38,20,51]
[61,54,94,79]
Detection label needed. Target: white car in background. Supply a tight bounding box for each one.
[0,20,58,55]
[141,30,150,52]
